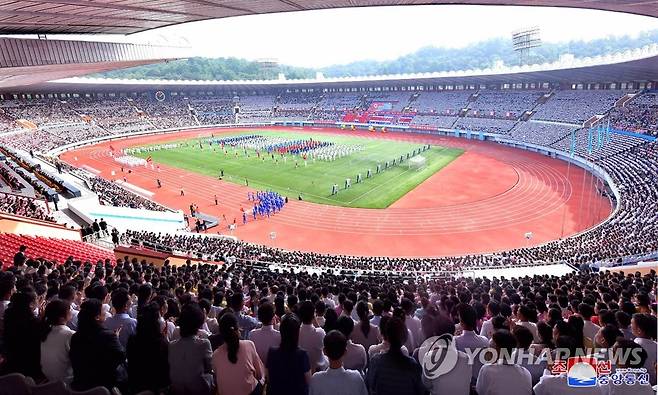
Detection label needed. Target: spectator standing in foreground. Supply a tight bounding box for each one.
[366,317,425,395]
[310,330,367,395]
[266,313,312,395]
[476,329,532,395]
[40,299,74,383]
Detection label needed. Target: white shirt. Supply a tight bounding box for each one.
[634,337,657,385]
[309,366,367,395]
[534,374,603,395]
[476,362,532,395]
[512,349,547,386]
[583,320,601,344]
[41,325,75,383]
[454,330,489,382]
[517,321,540,343]
[299,323,327,371]
[342,340,366,373]
[406,315,424,349]
[419,346,471,395]
[480,318,494,339]
[351,323,381,352]
[248,325,281,363]
[322,297,336,309]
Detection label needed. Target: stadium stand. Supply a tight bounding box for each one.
[0,233,114,268]
[469,90,544,118]
[453,117,517,134]
[608,91,658,137]
[533,90,628,124]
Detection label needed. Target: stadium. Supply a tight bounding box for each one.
[0,1,656,395]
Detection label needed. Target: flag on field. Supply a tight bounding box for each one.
[570,129,577,158]
[146,155,152,163]
[587,127,593,154]
[597,124,603,149]
[109,145,115,152]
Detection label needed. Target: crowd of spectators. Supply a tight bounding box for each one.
[0,193,54,222]
[409,91,470,115]
[0,250,655,395]
[0,163,24,191]
[533,90,627,124]
[453,117,517,134]
[507,122,576,146]
[88,177,170,212]
[608,91,658,137]
[470,90,544,118]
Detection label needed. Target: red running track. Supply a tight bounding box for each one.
[61,127,612,257]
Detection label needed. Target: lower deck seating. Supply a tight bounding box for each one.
[0,233,115,267]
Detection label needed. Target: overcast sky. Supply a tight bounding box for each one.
[35,5,658,68]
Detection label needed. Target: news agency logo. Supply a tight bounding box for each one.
[420,334,459,379]
[566,357,598,387]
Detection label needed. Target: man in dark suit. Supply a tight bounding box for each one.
[13,245,27,268]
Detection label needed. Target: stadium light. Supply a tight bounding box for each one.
[512,27,542,66]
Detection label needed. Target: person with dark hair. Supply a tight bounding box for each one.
[70,298,125,391]
[368,315,410,358]
[595,324,623,351]
[532,321,554,355]
[0,271,16,350]
[2,288,44,381]
[351,300,380,352]
[366,316,424,395]
[512,325,546,386]
[126,302,169,394]
[418,312,471,395]
[516,304,540,342]
[605,338,654,394]
[13,245,27,267]
[249,301,281,363]
[370,299,384,327]
[266,313,311,395]
[212,312,264,395]
[298,300,327,372]
[315,301,327,327]
[477,329,532,395]
[615,311,633,340]
[40,299,74,383]
[480,300,500,339]
[104,288,137,349]
[231,292,259,339]
[454,303,489,383]
[631,313,657,385]
[402,298,423,349]
[323,308,338,333]
[168,302,213,395]
[336,315,366,373]
[578,303,601,345]
[309,330,367,395]
[58,285,80,330]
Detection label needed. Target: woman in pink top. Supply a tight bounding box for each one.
[212,312,265,395]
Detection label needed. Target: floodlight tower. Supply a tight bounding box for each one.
[512,27,542,65]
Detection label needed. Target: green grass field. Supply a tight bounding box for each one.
[134,131,463,208]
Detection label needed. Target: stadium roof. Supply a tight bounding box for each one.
[25,46,657,93]
[0,0,656,35]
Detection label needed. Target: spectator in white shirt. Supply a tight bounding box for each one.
[370,300,384,327]
[403,298,424,349]
[512,325,546,386]
[58,285,79,331]
[476,329,532,395]
[479,301,500,339]
[103,288,137,350]
[580,304,601,345]
[418,314,471,395]
[631,313,657,385]
[515,304,540,343]
[454,304,489,384]
[40,299,75,383]
[315,301,326,328]
[249,302,281,363]
[368,316,409,358]
[298,300,327,372]
[615,311,634,340]
[336,316,367,373]
[600,338,654,395]
[321,288,336,310]
[309,330,367,395]
[351,301,380,352]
